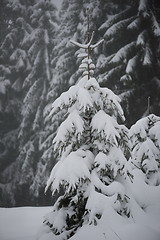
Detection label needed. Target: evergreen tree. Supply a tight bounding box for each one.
[0,0,10,44]
[40,0,88,188]
[125,114,160,230]
[0,0,34,206]
[41,0,108,183]
[0,0,58,206]
[1,0,160,208]
[15,0,58,204]
[97,0,160,126]
[128,114,160,185]
[41,1,160,213]
[39,32,130,240]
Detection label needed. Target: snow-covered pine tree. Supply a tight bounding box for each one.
[97,0,160,126]
[125,113,160,229]
[41,0,109,194]
[40,0,103,193]
[49,0,108,95]
[39,0,78,190]
[128,113,160,185]
[38,31,130,240]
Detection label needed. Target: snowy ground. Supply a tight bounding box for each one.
[0,205,160,240]
[0,206,52,240]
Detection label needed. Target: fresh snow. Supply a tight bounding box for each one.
[0,206,52,240]
[126,55,137,74]
[45,149,94,194]
[138,0,148,13]
[104,17,135,38]
[53,110,84,149]
[0,79,10,94]
[0,203,160,240]
[131,169,160,210]
[110,42,136,63]
[91,110,120,145]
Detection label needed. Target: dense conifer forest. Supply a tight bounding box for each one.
[0,0,160,207]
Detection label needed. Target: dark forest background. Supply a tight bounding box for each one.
[0,0,160,207]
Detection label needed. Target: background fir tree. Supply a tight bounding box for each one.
[0,0,10,44]
[0,0,34,206]
[96,0,160,126]
[0,0,58,206]
[15,0,58,205]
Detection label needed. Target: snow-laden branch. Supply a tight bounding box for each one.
[90,39,104,49]
[70,31,104,51]
[70,31,95,49]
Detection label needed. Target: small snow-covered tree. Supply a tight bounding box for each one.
[40,0,105,194]
[128,114,160,185]
[126,114,160,228]
[39,32,130,240]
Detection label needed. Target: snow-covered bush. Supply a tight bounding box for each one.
[124,114,160,234]
[128,114,160,185]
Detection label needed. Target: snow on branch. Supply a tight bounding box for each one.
[104,17,135,38]
[99,7,132,32]
[45,149,94,194]
[127,18,140,30]
[151,13,160,37]
[71,31,104,54]
[53,110,84,151]
[91,170,125,198]
[126,55,138,74]
[90,39,104,49]
[0,78,10,94]
[100,87,125,121]
[138,0,148,13]
[143,43,152,66]
[49,85,79,116]
[137,30,147,46]
[110,42,136,63]
[91,110,120,147]
[70,32,94,49]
